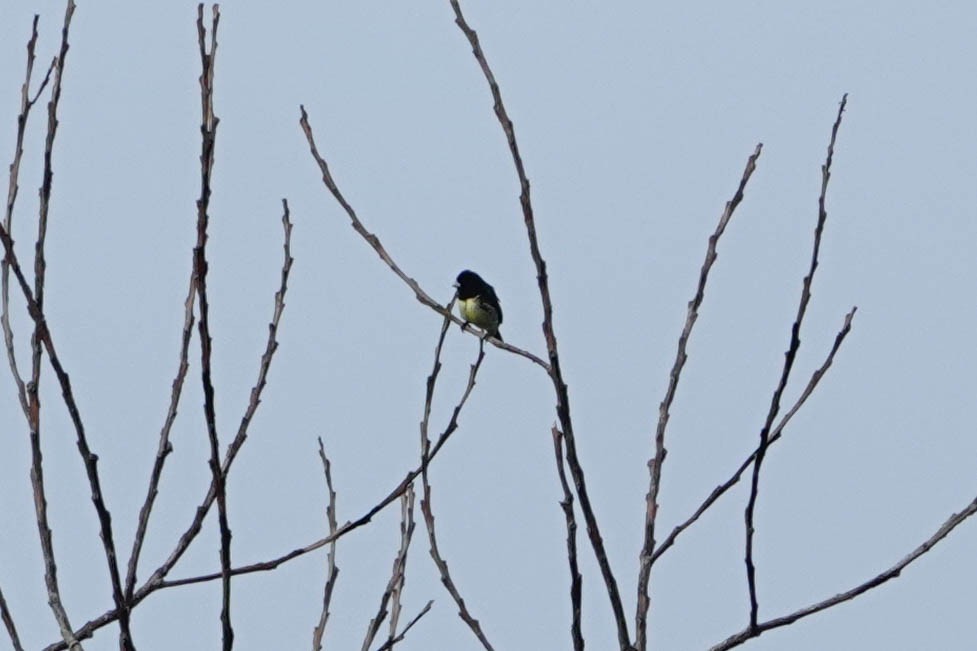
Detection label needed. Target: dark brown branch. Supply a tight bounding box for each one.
[3,14,53,416]
[446,2,632,648]
[651,308,856,564]
[711,492,977,650]
[192,7,232,650]
[744,94,847,629]
[311,438,340,651]
[6,4,131,648]
[35,5,94,646]
[1,234,80,650]
[418,305,455,462]
[419,330,496,651]
[374,600,434,651]
[47,152,462,651]
[297,106,549,373]
[636,144,763,650]
[0,584,24,651]
[125,273,196,599]
[552,427,584,651]
[1,12,79,649]
[39,341,490,651]
[361,486,416,651]
[154,347,486,592]
[386,488,414,648]
[135,195,294,603]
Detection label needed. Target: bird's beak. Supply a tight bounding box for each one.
[452,282,459,289]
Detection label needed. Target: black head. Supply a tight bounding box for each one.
[455,270,486,300]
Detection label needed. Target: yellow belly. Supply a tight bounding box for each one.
[458,297,499,333]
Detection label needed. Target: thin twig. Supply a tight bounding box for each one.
[11,3,132,648]
[192,7,233,650]
[374,600,434,651]
[3,14,54,416]
[651,308,857,564]
[136,195,294,604]
[635,144,763,651]
[0,584,24,651]
[361,486,416,651]
[156,348,487,592]
[297,106,549,373]
[419,327,495,651]
[744,95,847,629]
[1,12,79,649]
[125,273,196,599]
[418,304,455,462]
[311,438,340,651]
[446,2,632,648]
[386,489,409,646]
[36,3,94,641]
[44,291,477,651]
[0,235,82,651]
[552,427,584,651]
[711,492,977,650]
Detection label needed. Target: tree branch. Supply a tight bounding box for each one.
[636,143,763,651]
[360,486,416,651]
[297,107,549,373]
[744,94,847,629]
[191,7,233,650]
[447,1,632,647]
[1,11,79,649]
[311,438,340,651]
[552,427,584,651]
[651,307,856,564]
[418,325,496,651]
[712,492,977,650]
[373,600,434,651]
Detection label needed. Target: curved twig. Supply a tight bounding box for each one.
[419,323,496,651]
[744,94,847,629]
[636,143,763,651]
[297,107,549,374]
[711,492,977,650]
[311,438,340,650]
[447,1,632,647]
[651,307,856,564]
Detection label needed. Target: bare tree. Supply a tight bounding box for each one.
[1,2,974,651]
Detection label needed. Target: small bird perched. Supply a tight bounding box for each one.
[455,269,503,341]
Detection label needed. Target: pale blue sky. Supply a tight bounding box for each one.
[1,2,975,650]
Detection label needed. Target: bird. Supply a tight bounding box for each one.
[455,270,503,341]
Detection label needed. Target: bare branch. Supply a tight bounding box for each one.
[3,14,46,416]
[125,270,196,599]
[2,240,82,649]
[311,438,340,651]
[297,106,549,373]
[191,7,233,651]
[0,585,24,651]
[1,4,135,648]
[35,338,492,649]
[447,2,632,647]
[419,333,496,651]
[552,427,584,651]
[652,308,856,564]
[1,12,79,648]
[361,485,416,651]
[135,193,294,602]
[143,176,292,593]
[374,600,434,651]
[711,492,977,650]
[744,94,848,629]
[635,144,763,650]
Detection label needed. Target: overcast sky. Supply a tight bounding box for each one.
[1,2,976,650]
